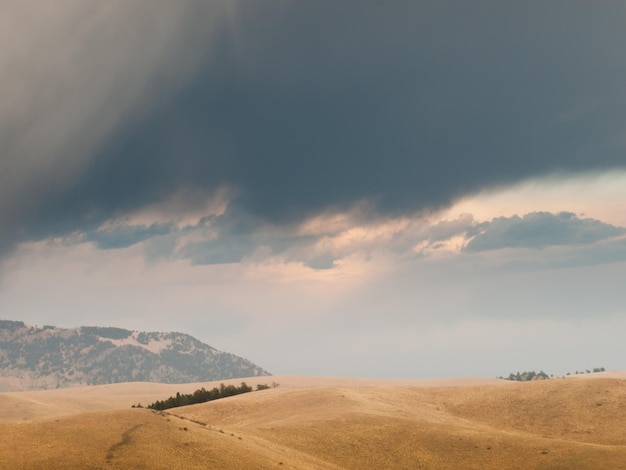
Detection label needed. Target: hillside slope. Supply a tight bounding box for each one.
[0,320,269,391]
[1,374,625,469]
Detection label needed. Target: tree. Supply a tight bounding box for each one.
[145,382,268,411]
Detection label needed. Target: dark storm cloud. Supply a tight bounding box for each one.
[4,1,626,255]
[464,212,625,252]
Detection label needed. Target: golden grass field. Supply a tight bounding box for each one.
[1,373,625,469]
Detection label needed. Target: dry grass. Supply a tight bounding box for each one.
[0,378,276,422]
[1,374,625,469]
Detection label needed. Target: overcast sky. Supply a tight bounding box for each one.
[2,1,626,379]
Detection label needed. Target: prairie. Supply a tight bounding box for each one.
[1,373,625,469]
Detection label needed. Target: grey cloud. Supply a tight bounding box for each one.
[464,212,625,252]
[182,238,251,266]
[40,197,625,276]
[86,223,174,250]
[302,254,336,271]
[504,237,626,272]
[63,209,626,270]
[426,214,475,242]
[179,225,322,268]
[173,209,298,265]
[4,1,626,256]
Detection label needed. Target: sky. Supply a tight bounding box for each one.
[2,1,626,379]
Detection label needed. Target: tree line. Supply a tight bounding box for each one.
[500,370,550,381]
[498,367,605,381]
[135,382,271,411]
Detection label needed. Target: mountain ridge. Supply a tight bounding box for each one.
[0,320,269,391]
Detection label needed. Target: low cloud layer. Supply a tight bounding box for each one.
[465,212,625,252]
[67,209,626,274]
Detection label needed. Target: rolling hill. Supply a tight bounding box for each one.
[1,373,625,469]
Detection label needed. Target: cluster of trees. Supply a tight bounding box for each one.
[499,367,606,381]
[566,367,605,375]
[80,326,132,340]
[500,370,550,381]
[140,382,271,411]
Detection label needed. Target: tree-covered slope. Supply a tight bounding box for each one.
[0,320,269,391]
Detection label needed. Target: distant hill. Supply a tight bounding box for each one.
[0,320,270,391]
